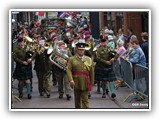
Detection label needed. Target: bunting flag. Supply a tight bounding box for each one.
[58,12,68,18]
[34,12,45,16]
[58,12,81,19]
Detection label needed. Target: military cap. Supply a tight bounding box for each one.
[76,39,88,49]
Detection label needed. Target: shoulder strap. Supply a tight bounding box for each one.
[83,56,92,71]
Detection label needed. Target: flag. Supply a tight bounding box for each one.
[58,11,81,19]
[58,12,67,18]
[34,12,45,16]
[38,12,45,16]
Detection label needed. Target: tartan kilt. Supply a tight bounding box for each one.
[13,63,33,80]
[95,63,116,82]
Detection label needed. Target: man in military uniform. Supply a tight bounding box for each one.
[34,37,52,98]
[52,41,72,100]
[66,39,94,108]
[95,38,118,99]
[12,38,36,99]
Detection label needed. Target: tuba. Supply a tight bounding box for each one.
[24,35,33,52]
[49,42,69,71]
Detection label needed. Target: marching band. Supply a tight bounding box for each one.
[12,14,147,108]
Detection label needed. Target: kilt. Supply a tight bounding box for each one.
[95,63,116,82]
[13,63,33,81]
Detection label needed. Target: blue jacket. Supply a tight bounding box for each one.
[129,45,146,66]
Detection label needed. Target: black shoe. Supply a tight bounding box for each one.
[53,81,57,86]
[102,93,106,98]
[59,94,63,99]
[19,93,23,98]
[40,92,44,96]
[106,89,109,95]
[47,94,50,98]
[88,93,91,99]
[66,94,71,100]
[111,93,116,99]
[28,94,32,99]
[31,87,33,92]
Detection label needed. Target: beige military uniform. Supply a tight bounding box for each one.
[66,54,94,108]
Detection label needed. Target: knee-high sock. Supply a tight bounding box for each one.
[101,81,106,94]
[109,82,114,93]
[26,83,31,94]
[18,83,23,94]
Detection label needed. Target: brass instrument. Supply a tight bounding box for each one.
[71,40,78,48]
[85,42,91,50]
[47,44,54,55]
[24,35,33,42]
[49,42,69,71]
[44,41,50,49]
[93,43,101,52]
[23,36,36,59]
[36,44,45,55]
[24,35,35,53]
[36,40,52,55]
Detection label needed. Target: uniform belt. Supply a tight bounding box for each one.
[72,72,92,91]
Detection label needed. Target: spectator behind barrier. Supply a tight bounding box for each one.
[128,35,146,67]
[141,32,149,67]
[116,39,126,64]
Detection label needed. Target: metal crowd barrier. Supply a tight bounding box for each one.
[113,60,123,81]
[118,57,149,102]
[120,57,135,102]
[113,60,125,89]
[120,57,134,90]
[134,64,149,97]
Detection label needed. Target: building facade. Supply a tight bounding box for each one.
[99,11,149,40]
